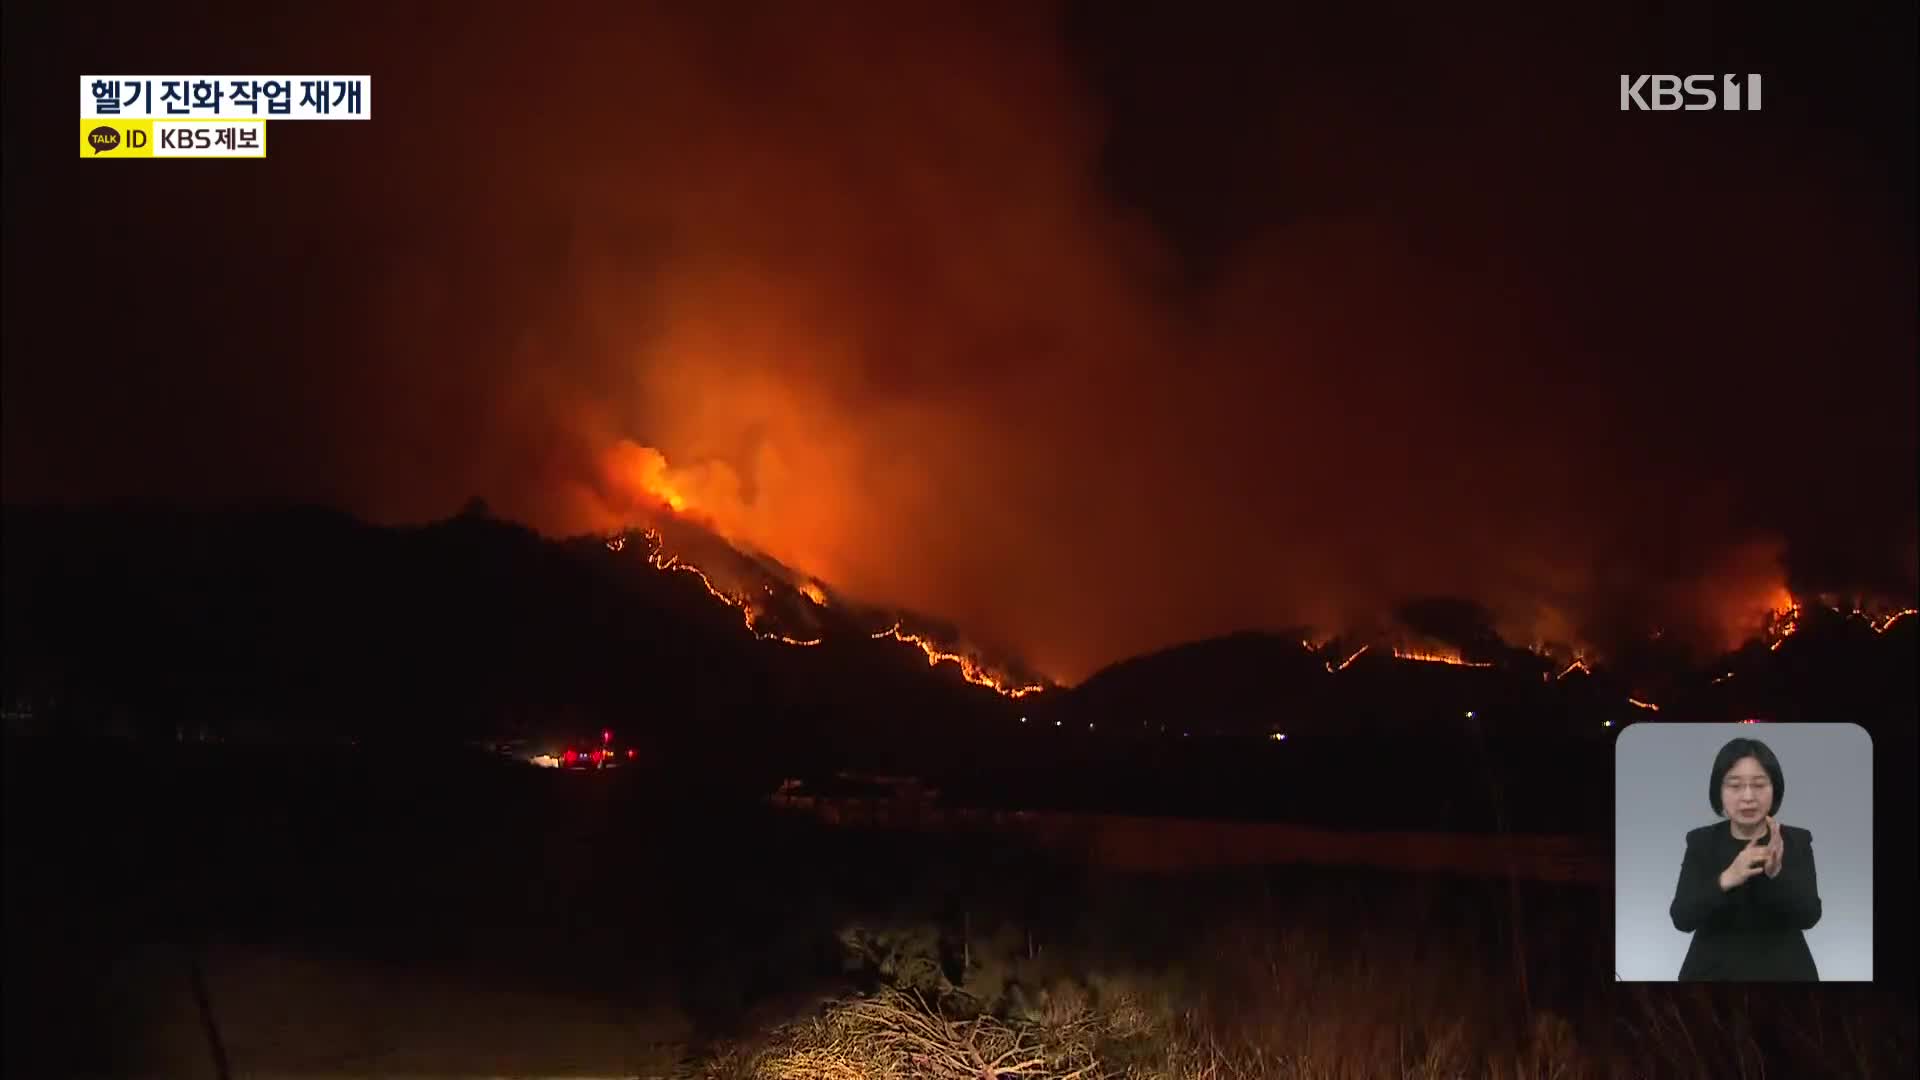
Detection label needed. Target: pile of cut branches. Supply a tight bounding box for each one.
[706,987,1102,1080]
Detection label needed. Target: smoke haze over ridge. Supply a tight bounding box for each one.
[4,1,1914,682]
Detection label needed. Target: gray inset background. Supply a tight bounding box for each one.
[1614,722,1873,982]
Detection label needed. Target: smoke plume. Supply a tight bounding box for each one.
[4,1,1913,682]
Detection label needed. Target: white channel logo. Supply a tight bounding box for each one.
[1620,74,1762,111]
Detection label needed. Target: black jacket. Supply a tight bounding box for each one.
[1669,822,1821,981]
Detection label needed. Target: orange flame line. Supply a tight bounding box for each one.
[619,530,822,647]
[617,530,1048,688]
[1627,697,1660,712]
[1329,644,1370,673]
[1390,647,1494,668]
[869,623,1046,699]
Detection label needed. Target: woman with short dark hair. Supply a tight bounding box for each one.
[1668,737,1821,980]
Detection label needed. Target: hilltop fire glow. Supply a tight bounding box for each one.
[598,443,1061,697]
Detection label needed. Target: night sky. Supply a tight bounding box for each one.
[4,1,1914,683]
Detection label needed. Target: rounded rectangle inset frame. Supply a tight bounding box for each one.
[1614,721,1872,982]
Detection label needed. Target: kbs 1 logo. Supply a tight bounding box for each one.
[80,75,369,159]
[1620,74,1763,111]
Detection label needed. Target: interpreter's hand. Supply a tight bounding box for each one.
[1719,833,1771,892]
[1764,815,1784,879]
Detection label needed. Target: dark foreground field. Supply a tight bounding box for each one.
[4,739,1912,1078]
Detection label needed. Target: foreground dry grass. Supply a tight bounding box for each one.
[685,980,1915,1080]
[668,871,1914,1080]
[688,982,1583,1080]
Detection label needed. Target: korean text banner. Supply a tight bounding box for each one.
[81,77,370,120]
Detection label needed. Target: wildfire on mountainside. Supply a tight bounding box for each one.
[1761,594,1914,649]
[626,528,823,648]
[601,471,1909,713]
[869,623,1048,699]
[610,526,1057,696]
[602,446,1062,697]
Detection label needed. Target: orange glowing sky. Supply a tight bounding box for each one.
[4,2,1915,684]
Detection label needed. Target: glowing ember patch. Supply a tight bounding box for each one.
[1390,647,1494,668]
[1763,593,1802,650]
[1874,608,1917,633]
